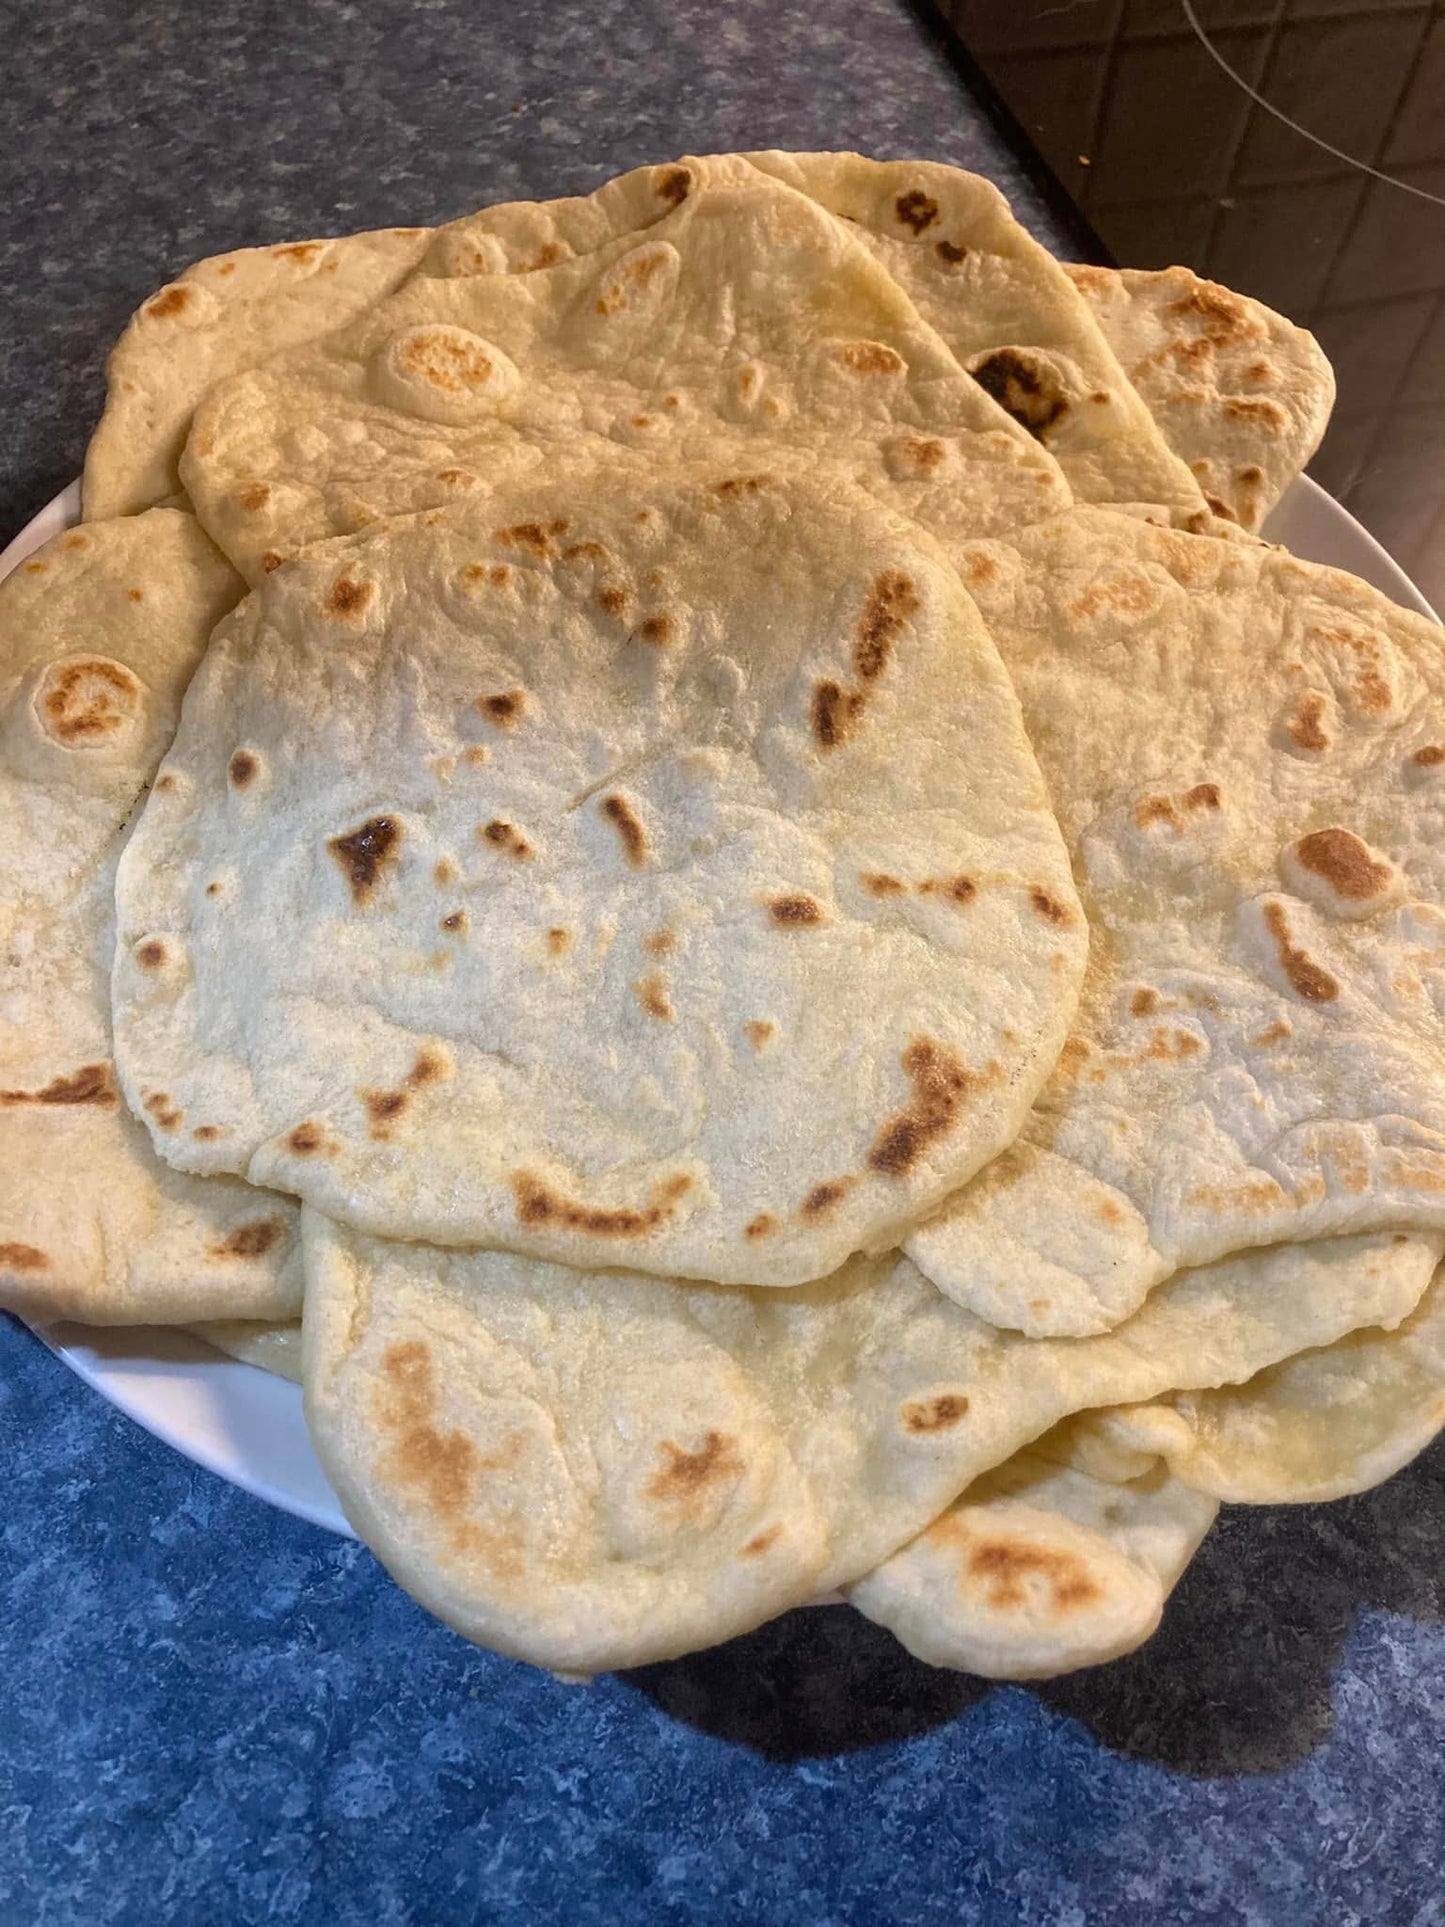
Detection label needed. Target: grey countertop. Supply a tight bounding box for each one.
[2,3,1443,1922]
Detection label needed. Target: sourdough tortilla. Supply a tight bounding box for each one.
[0,512,302,1324]
[177,155,1072,585]
[192,1318,304,1382]
[1091,1265,1445,1504]
[301,1218,1433,1672]
[907,510,1445,1335]
[112,472,1085,1284]
[848,1417,1217,1678]
[744,151,1208,526]
[1066,264,1335,532]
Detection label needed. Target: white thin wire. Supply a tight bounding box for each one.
[1180,0,1445,209]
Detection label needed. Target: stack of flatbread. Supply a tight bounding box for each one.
[6,152,1443,1683]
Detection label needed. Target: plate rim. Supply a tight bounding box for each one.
[5,469,1438,1543]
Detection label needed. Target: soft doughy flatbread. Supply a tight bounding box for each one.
[111,472,1085,1283]
[84,228,435,522]
[301,1216,1434,1672]
[83,162,708,525]
[744,152,1208,526]
[906,509,1445,1336]
[191,1318,304,1382]
[1066,265,1335,532]
[0,513,303,1324]
[848,1418,1218,1678]
[1090,1265,1445,1504]
[177,155,1074,585]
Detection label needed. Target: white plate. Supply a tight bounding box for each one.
[5,475,1438,1543]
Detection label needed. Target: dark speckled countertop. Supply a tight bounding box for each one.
[2,4,1443,1922]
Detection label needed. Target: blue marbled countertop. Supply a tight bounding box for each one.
[2,3,1443,1921]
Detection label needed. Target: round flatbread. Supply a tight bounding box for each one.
[907,510,1445,1335]
[0,512,302,1324]
[112,471,1085,1283]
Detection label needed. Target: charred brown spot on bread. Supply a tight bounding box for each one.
[435,469,475,487]
[407,1048,450,1088]
[362,1088,409,1136]
[209,1219,284,1260]
[23,561,46,574]
[1292,828,1394,901]
[260,552,285,574]
[800,1177,854,1219]
[1204,492,1237,521]
[901,1393,969,1434]
[645,1431,744,1515]
[434,857,458,886]
[1253,1020,1292,1046]
[1131,987,1161,1018]
[596,583,632,618]
[1185,783,1221,811]
[143,1092,182,1131]
[39,657,140,744]
[1262,901,1339,1002]
[943,876,976,905]
[477,688,525,728]
[966,1537,1100,1613]
[377,1341,520,1567]
[146,286,190,319]
[936,238,968,264]
[329,816,402,900]
[463,563,515,590]
[655,164,692,205]
[854,571,919,682]
[740,1525,782,1557]
[494,518,568,558]
[480,819,532,859]
[546,927,570,956]
[894,435,947,476]
[864,873,906,897]
[634,972,674,1020]
[971,349,1069,439]
[440,911,467,935]
[1239,463,1265,483]
[564,540,608,561]
[811,678,865,749]
[0,1242,49,1272]
[286,1122,325,1155]
[836,341,906,376]
[963,552,998,589]
[1030,887,1072,925]
[510,1171,690,1237]
[600,793,647,867]
[767,893,823,927]
[1287,693,1331,753]
[1225,397,1287,430]
[192,1124,223,1141]
[136,940,168,970]
[325,573,374,621]
[713,475,771,499]
[894,189,940,233]
[1070,571,1159,620]
[744,1213,778,1239]
[868,1039,974,1177]
[643,929,676,957]
[1136,796,1181,832]
[236,483,271,513]
[637,613,675,645]
[1167,282,1248,336]
[0,1063,116,1108]
[745,1020,774,1050]
[228,750,258,788]
[1413,744,1445,768]
[274,241,324,264]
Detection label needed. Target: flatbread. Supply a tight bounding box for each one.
[1090,1265,1445,1503]
[847,1418,1218,1678]
[1066,265,1335,531]
[906,509,1445,1335]
[301,1217,1434,1672]
[176,155,1072,585]
[744,151,1208,525]
[84,229,434,521]
[0,512,302,1324]
[83,162,707,525]
[112,471,1085,1283]
[192,1318,304,1382]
